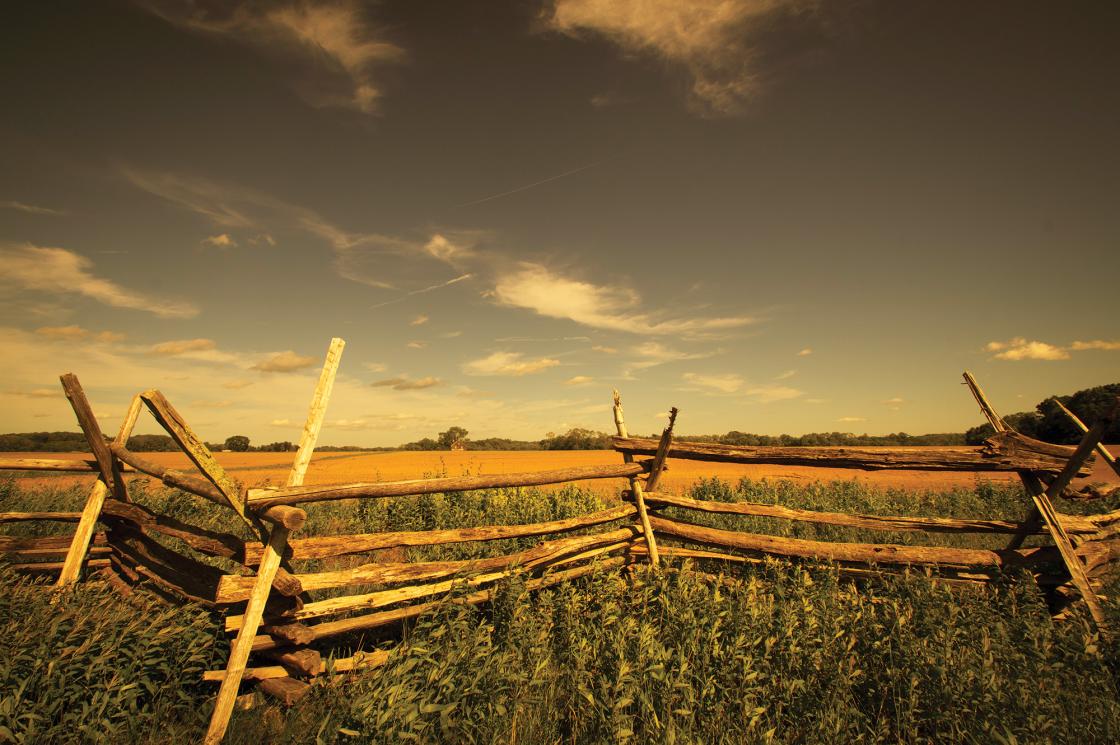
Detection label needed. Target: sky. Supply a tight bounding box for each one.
[1,0,1118,447]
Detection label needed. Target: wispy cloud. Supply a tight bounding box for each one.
[565,375,595,386]
[492,263,753,337]
[838,416,866,423]
[150,338,217,356]
[138,0,404,114]
[0,243,198,318]
[453,162,600,208]
[1071,340,1120,351]
[410,315,429,326]
[463,351,560,376]
[682,372,743,394]
[251,350,318,373]
[2,200,67,216]
[744,384,804,403]
[774,369,796,380]
[796,348,812,357]
[547,0,821,115]
[35,325,90,341]
[631,341,719,369]
[371,376,441,391]
[407,341,427,349]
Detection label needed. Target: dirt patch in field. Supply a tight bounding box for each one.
[7,447,1118,497]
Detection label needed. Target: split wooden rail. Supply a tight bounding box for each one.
[1,347,1118,743]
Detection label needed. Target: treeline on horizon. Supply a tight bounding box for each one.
[3,382,1115,454]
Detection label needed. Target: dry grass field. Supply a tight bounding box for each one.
[8,446,1119,495]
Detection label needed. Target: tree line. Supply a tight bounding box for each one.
[3,382,1114,453]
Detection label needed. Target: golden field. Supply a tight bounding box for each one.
[9,446,1117,495]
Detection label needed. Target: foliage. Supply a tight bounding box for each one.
[3,475,1120,742]
[124,434,178,452]
[437,427,469,450]
[0,432,91,452]
[966,382,1120,445]
[0,569,221,743]
[223,435,250,452]
[541,428,614,450]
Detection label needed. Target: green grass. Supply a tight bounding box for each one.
[1,475,1119,743]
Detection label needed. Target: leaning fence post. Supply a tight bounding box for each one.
[612,391,660,567]
[204,338,344,745]
[56,380,141,586]
[1052,398,1120,480]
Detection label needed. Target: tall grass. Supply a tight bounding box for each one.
[2,474,1119,743]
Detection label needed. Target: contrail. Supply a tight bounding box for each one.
[452,162,600,209]
[370,273,474,309]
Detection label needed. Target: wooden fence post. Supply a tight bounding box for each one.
[612,391,660,567]
[56,381,141,586]
[203,338,344,744]
[1053,398,1120,480]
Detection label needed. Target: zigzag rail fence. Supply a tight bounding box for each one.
[1,336,1119,742]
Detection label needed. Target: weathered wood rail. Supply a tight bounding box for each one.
[2,348,1117,743]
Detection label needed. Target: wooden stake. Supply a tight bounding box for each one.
[613,390,659,566]
[204,338,344,745]
[1053,398,1120,479]
[287,337,344,488]
[962,372,1045,550]
[644,407,677,493]
[56,381,141,586]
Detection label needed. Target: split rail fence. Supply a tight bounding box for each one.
[1,337,1119,743]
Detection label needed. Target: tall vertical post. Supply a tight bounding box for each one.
[204,338,344,745]
[612,391,659,567]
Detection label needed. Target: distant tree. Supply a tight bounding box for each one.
[399,437,440,451]
[257,441,295,452]
[438,426,469,450]
[224,435,250,452]
[125,434,177,452]
[541,428,613,450]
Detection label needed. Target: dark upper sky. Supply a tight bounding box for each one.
[1,0,1117,444]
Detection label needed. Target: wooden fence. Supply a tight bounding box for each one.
[1,336,1118,743]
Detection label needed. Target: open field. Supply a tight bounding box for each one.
[7,446,1119,496]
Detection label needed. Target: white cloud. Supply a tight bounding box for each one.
[410,314,429,326]
[565,375,595,386]
[1071,340,1120,351]
[838,416,866,423]
[492,263,753,337]
[592,345,617,354]
[774,369,796,380]
[882,397,904,405]
[547,0,820,115]
[202,233,238,248]
[0,243,198,318]
[463,351,561,376]
[139,0,404,114]
[2,200,67,216]
[986,338,1069,361]
[371,376,441,391]
[796,348,812,356]
[270,418,297,428]
[252,350,318,373]
[407,341,427,349]
[682,372,743,394]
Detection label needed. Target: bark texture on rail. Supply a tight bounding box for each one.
[243,503,637,564]
[613,431,1092,475]
[247,462,650,509]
